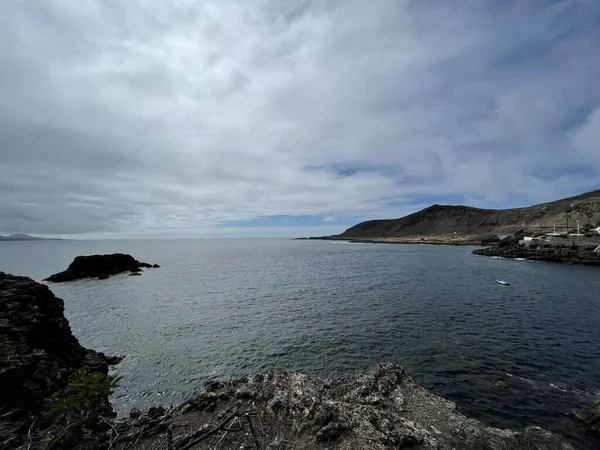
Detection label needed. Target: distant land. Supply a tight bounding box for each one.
[310,189,600,245]
[0,234,63,241]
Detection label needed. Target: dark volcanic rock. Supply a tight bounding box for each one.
[572,402,600,443]
[152,264,160,268]
[106,355,125,365]
[114,364,573,450]
[44,253,157,282]
[0,272,109,446]
[473,241,600,266]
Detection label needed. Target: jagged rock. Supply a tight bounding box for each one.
[44,253,158,282]
[106,355,125,365]
[113,364,573,450]
[0,273,109,447]
[152,264,160,268]
[146,406,166,419]
[82,349,110,375]
[571,401,600,443]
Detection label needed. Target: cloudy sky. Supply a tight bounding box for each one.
[1,0,599,238]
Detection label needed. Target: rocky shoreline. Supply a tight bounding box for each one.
[472,235,600,266]
[305,235,484,246]
[2,271,599,449]
[109,364,576,450]
[305,233,600,266]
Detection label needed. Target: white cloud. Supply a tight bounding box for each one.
[0,0,598,237]
[572,107,600,169]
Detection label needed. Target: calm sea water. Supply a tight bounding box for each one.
[1,239,599,445]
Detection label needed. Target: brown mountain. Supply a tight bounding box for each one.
[321,190,600,243]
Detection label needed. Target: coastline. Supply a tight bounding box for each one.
[472,235,600,267]
[302,234,600,266]
[304,235,483,246]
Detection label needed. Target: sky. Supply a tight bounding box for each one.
[0,0,599,238]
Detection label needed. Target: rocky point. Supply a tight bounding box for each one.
[0,272,109,449]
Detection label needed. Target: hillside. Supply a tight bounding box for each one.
[0,234,61,241]
[323,190,600,242]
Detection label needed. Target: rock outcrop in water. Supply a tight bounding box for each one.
[44,253,158,282]
[110,364,573,450]
[0,272,109,448]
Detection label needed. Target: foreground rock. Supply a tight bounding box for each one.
[0,272,109,448]
[44,253,158,282]
[111,364,572,450]
[572,402,600,444]
[473,236,600,266]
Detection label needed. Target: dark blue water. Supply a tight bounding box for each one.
[1,239,599,444]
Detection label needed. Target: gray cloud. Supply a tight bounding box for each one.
[0,0,599,237]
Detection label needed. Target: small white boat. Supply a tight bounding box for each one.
[496,279,510,286]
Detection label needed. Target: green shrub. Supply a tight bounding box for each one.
[0,338,15,359]
[44,369,119,448]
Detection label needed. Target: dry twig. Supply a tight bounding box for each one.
[178,410,240,450]
[244,413,261,450]
[26,417,37,450]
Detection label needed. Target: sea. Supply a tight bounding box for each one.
[1,238,599,446]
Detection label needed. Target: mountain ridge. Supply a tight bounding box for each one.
[317,189,600,242]
[0,234,62,241]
